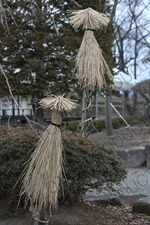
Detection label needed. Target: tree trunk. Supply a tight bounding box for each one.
[105,95,114,136]
[133,91,137,115]
[31,97,45,129]
[34,107,46,130]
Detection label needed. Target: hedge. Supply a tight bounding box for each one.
[64,115,140,132]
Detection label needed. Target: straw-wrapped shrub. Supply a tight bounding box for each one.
[0,127,126,211]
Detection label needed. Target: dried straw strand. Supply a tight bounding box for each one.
[20,111,62,214]
[76,30,112,90]
[69,7,110,30]
[20,95,77,216]
[39,95,77,112]
[69,7,112,90]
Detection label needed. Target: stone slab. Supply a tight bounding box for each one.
[84,194,146,206]
[115,149,146,167]
[145,144,150,168]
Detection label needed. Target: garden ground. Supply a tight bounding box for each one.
[0,124,150,225]
[1,200,150,225]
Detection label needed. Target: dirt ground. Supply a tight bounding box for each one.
[48,202,150,225]
[1,125,150,225]
[1,201,150,225]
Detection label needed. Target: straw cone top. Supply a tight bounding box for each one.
[68,7,110,30]
[39,95,77,112]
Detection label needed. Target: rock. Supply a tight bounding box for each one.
[119,194,147,205]
[83,195,122,206]
[115,149,145,167]
[84,194,147,206]
[145,144,150,168]
[132,197,150,216]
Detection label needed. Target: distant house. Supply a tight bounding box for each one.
[0,95,33,126]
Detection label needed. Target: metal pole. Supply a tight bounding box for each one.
[110,103,130,127]
[101,92,130,128]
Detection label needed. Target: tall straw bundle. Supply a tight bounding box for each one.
[20,95,76,217]
[69,7,112,90]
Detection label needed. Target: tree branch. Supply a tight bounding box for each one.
[73,1,82,8]
[0,64,35,130]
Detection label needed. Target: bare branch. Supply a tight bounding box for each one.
[4,0,19,29]
[0,0,10,34]
[46,3,59,36]
[0,65,47,130]
[0,64,35,130]
[0,0,2,23]
[73,1,82,8]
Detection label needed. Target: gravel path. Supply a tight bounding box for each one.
[88,126,150,150]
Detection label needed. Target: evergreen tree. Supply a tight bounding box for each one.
[0,0,114,120]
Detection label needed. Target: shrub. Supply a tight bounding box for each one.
[63,120,81,132]
[0,127,39,211]
[92,119,106,132]
[62,131,127,204]
[64,116,140,133]
[0,127,127,211]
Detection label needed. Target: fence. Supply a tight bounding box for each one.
[0,109,33,126]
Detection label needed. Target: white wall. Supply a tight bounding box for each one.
[0,95,33,116]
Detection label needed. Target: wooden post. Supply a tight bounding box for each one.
[81,87,95,137]
[81,87,86,137]
[38,210,46,225]
[33,210,46,225]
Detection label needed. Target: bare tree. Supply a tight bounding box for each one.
[113,0,150,73]
[133,79,150,104]
[111,0,150,114]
